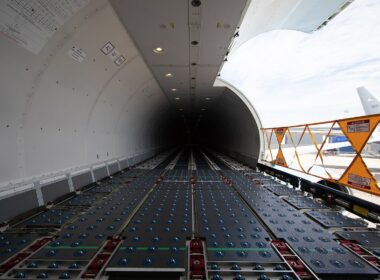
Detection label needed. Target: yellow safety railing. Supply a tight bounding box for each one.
[261,114,380,196]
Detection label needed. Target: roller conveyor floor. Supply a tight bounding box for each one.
[195,181,281,263]
[0,148,378,279]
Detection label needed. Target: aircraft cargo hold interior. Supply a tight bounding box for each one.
[0,0,380,279]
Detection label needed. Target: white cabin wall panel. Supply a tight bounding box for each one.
[127,95,159,153]
[0,126,20,183]
[140,98,171,151]
[113,92,169,158]
[22,3,137,176]
[114,106,137,157]
[0,0,169,187]
[113,87,158,158]
[114,80,163,136]
[86,104,145,163]
[0,26,48,183]
[0,37,39,123]
[24,129,85,177]
[87,57,152,134]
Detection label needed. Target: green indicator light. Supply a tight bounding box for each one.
[207,247,274,252]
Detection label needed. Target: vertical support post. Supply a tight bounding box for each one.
[34,181,44,206]
[66,172,74,192]
[105,162,110,177]
[117,159,121,172]
[90,166,96,183]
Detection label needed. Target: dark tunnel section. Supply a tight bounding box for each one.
[165,89,261,167]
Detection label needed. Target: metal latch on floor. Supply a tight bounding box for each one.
[81,238,122,278]
[340,240,380,271]
[272,240,318,279]
[0,237,52,274]
[188,238,207,279]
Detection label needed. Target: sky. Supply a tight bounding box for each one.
[220,0,380,128]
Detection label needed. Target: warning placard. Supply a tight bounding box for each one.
[347,119,369,133]
[339,155,379,195]
[348,173,371,190]
[338,116,379,153]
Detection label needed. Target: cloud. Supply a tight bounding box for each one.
[221,0,380,127]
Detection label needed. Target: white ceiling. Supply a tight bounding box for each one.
[110,0,248,115]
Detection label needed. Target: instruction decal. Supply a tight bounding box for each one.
[0,0,90,54]
[114,55,126,66]
[68,46,86,63]
[348,173,371,190]
[101,40,126,66]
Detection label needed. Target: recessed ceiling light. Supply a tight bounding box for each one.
[175,97,180,100]
[201,108,206,111]
[165,73,173,77]
[153,47,164,54]
[171,88,177,92]
[205,97,211,100]
[191,0,201,7]
[179,108,183,111]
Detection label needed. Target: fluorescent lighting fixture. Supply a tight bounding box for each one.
[175,97,180,100]
[153,47,164,53]
[165,73,173,77]
[205,97,211,100]
[171,88,177,92]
